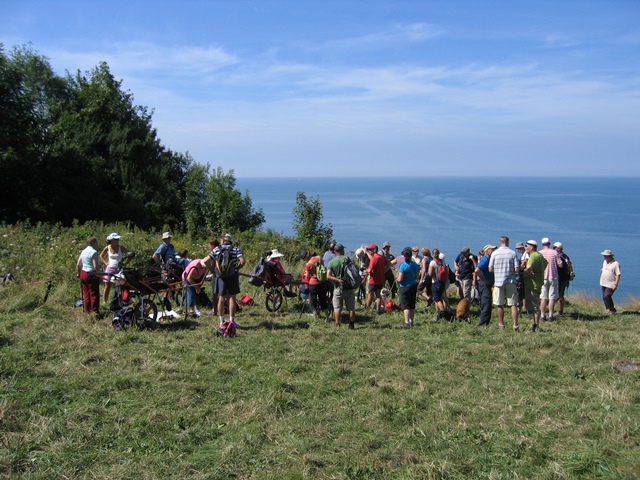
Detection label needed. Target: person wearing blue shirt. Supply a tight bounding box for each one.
[475,244,497,327]
[152,232,176,268]
[397,247,421,328]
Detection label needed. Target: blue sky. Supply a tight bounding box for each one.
[3,0,639,177]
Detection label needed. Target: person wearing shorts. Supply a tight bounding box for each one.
[326,244,356,329]
[539,237,563,322]
[205,233,245,327]
[489,236,520,331]
[397,247,420,327]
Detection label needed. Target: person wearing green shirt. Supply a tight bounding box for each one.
[524,240,547,332]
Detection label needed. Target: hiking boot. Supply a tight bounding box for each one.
[532,323,539,332]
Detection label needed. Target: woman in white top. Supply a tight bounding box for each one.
[100,233,132,304]
[76,237,101,316]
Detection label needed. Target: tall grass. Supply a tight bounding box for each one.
[1,223,639,479]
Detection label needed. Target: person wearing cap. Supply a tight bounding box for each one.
[152,232,176,268]
[475,244,497,326]
[364,243,389,314]
[539,237,563,322]
[397,247,421,327]
[99,232,132,304]
[488,236,520,331]
[454,246,477,301]
[523,240,547,332]
[427,248,449,315]
[599,250,621,314]
[380,241,398,298]
[182,258,209,318]
[326,244,356,329]
[205,233,246,327]
[554,242,574,317]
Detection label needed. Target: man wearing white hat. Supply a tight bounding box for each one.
[539,237,563,322]
[152,232,176,268]
[599,250,621,314]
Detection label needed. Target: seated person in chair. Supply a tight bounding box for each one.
[267,249,297,296]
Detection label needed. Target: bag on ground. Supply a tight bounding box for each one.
[216,320,237,338]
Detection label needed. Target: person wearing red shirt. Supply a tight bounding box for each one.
[364,244,389,314]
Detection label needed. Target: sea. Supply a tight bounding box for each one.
[236,177,639,300]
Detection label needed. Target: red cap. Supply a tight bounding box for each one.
[367,244,378,252]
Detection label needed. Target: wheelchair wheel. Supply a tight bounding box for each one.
[133,298,158,328]
[172,288,185,308]
[265,289,283,312]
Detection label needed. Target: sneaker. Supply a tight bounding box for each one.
[499,324,505,331]
[513,325,520,332]
[232,319,240,327]
[531,323,539,332]
[548,316,555,323]
[403,322,411,328]
[541,316,547,322]
[193,310,202,318]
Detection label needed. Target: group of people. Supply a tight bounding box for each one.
[76,231,246,327]
[76,231,621,331]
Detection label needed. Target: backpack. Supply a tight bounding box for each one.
[248,258,266,286]
[305,260,327,282]
[558,254,573,282]
[216,246,236,278]
[436,261,448,282]
[216,320,237,338]
[341,257,362,290]
[448,264,457,284]
[112,306,134,331]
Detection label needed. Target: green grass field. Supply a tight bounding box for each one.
[1,277,639,479]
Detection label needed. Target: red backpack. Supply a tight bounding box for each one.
[436,261,448,282]
[216,321,236,338]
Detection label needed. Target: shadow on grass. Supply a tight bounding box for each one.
[151,319,201,331]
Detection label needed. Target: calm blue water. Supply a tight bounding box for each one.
[237,177,639,300]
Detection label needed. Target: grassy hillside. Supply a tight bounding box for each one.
[1,223,639,479]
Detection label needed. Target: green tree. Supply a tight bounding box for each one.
[46,61,190,227]
[292,192,333,249]
[182,165,265,237]
[0,44,69,221]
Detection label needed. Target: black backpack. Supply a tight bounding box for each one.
[216,246,236,278]
[248,258,266,286]
[341,257,362,290]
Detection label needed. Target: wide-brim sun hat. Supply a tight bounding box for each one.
[601,249,614,256]
[162,232,173,239]
[482,244,497,252]
[268,248,284,259]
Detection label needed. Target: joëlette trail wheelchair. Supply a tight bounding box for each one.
[247,254,303,313]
